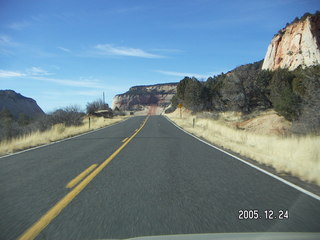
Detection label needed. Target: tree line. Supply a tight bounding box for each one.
[168,61,320,134]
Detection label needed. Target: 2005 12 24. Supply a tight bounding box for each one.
[238,209,289,220]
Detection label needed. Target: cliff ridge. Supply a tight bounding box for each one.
[262,12,320,71]
[112,83,177,113]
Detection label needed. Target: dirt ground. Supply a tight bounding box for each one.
[234,110,291,135]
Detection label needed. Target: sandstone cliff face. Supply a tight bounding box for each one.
[112,83,177,111]
[262,14,320,71]
[0,90,44,118]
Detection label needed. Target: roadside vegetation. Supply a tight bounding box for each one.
[0,99,128,156]
[166,108,320,186]
[165,62,320,186]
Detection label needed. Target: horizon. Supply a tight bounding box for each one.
[0,0,318,113]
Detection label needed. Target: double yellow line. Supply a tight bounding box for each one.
[65,164,98,189]
[18,116,149,240]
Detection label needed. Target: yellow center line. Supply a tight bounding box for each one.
[66,164,98,189]
[121,137,129,143]
[18,116,149,240]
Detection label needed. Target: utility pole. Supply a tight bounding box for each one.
[102,92,107,110]
[178,104,183,118]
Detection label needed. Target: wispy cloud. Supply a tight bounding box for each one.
[0,35,20,55]
[94,44,163,58]
[44,90,104,97]
[0,35,18,46]
[155,70,215,79]
[0,70,26,78]
[0,67,106,89]
[58,46,71,53]
[31,76,106,89]
[0,35,12,45]
[27,67,51,76]
[0,67,50,78]
[7,21,31,30]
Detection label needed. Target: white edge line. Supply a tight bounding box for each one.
[0,117,131,159]
[164,115,320,201]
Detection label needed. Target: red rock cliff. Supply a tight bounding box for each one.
[262,14,320,71]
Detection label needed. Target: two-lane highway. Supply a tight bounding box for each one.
[0,116,319,240]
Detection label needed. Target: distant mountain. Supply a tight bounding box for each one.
[112,83,178,111]
[0,90,44,118]
[262,11,320,71]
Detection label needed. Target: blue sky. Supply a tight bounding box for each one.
[0,0,318,112]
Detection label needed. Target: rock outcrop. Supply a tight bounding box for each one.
[0,90,44,118]
[112,83,177,111]
[262,13,320,71]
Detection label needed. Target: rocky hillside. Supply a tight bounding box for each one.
[0,90,44,118]
[262,12,320,71]
[112,83,177,111]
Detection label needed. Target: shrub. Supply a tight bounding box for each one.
[0,105,85,142]
[175,77,207,112]
[170,95,179,108]
[269,69,301,121]
[292,77,306,96]
[291,66,320,134]
[51,105,84,126]
[86,99,109,114]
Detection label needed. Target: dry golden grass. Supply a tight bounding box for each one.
[0,116,128,156]
[166,108,320,186]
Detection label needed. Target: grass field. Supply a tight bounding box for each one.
[166,108,320,186]
[0,116,128,156]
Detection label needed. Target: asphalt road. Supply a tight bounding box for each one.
[0,115,319,240]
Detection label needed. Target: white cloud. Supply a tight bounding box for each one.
[0,67,107,89]
[0,35,18,46]
[0,35,20,55]
[155,70,214,79]
[31,76,105,89]
[0,67,50,78]
[44,90,103,97]
[27,67,51,76]
[0,70,25,78]
[58,47,71,53]
[94,44,163,58]
[0,35,11,45]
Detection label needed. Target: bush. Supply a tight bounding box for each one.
[86,99,109,114]
[50,105,84,126]
[291,66,320,134]
[175,77,207,112]
[0,105,85,142]
[292,77,306,96]
[170,95,179,108]
[269,69,301,121]
[0,109,25,140]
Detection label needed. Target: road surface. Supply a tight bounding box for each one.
[0,116,319,240]
[148,105,157,115]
